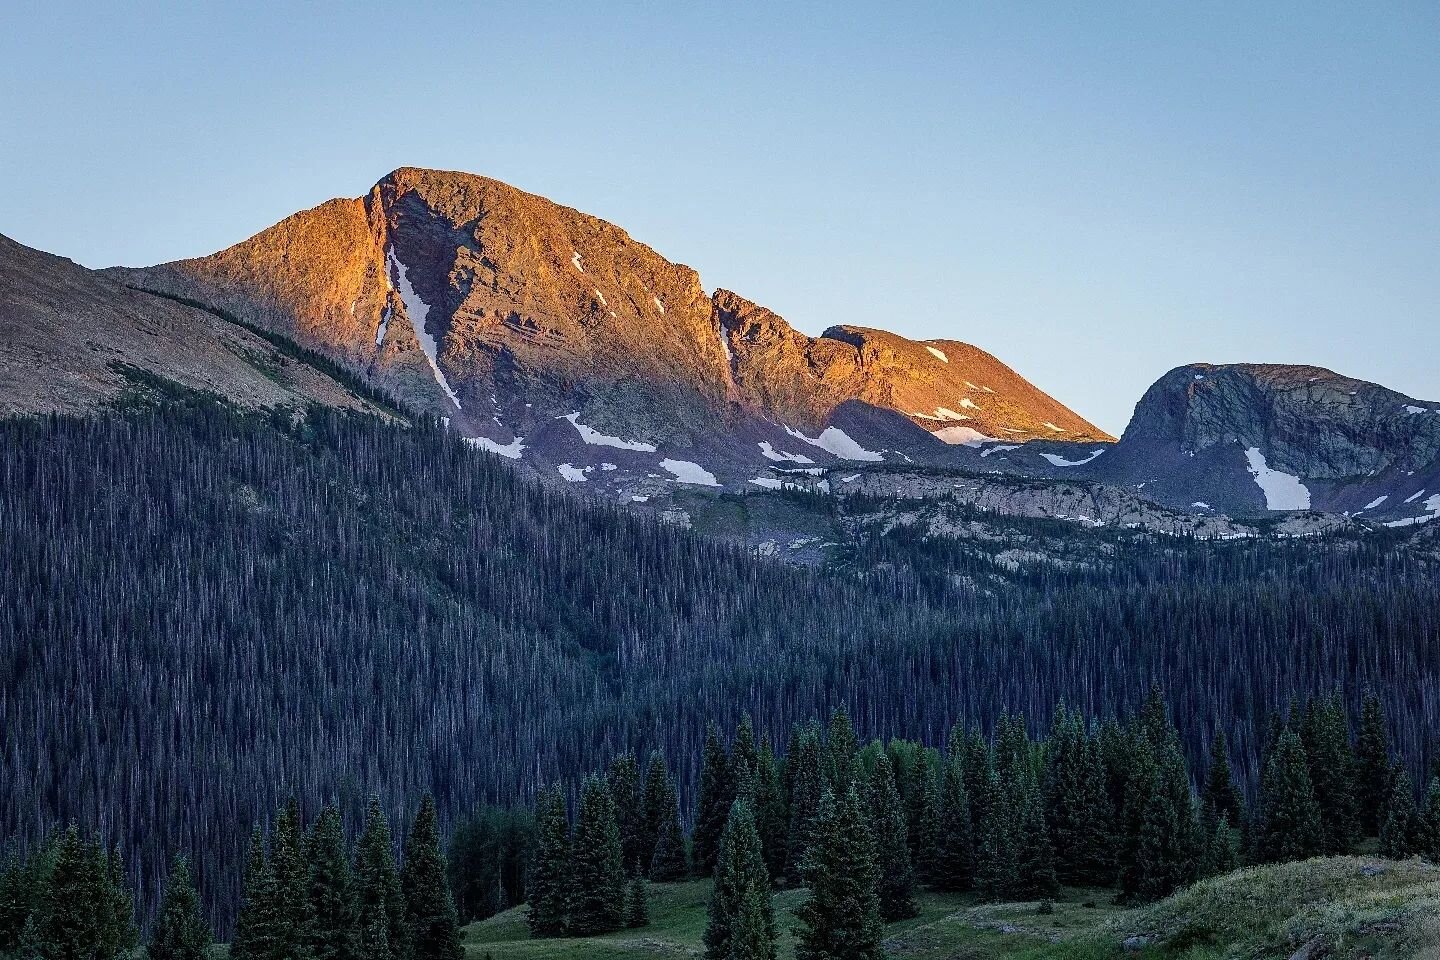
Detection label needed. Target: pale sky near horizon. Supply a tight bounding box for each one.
[2,2,1436,435]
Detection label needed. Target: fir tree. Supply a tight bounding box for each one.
[733,715,760,798]
[568,776,626,936]
[1355,692,1392,837]
[354,798,406,960]
[308,804,358,960]
[1198,816,1240,879]
[1416,777,1440,861]
[649,797,690,882]
[704,801,775,960]
[31,826,120,960]
[866,754,917,921]
[526,785,571,938]
[272,799,316,960]
[1045,708,1112,886]
[231,827,279,960]
[913,757,943,883]
[102,844,138,958]
[401,796,462,960]
[1256,728,1324,863]
[0,852,32,953]
[1380,770,1416,859]
[693,724,735,876]
[730,882,778,960]
[606,753,645,875]
[641,752,673,876]
[795,789,883,960]
[148,857,212,960]
[623,876,649,929]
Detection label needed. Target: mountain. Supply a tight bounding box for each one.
[1051,363,1440,527]
[0,234,393,418]
[108,167,1110,502]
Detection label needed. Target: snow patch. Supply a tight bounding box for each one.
[783,426,884,462]
[839,474,860,483]
[660,459,719,486]
[932,426,996,447]
[1244,447,1311,511]
[594,289,608,307]
[601,463,617,471]
[653,296,665,315]
[631,495,649,502]
[1192,502,1212,510]
[571,251,584,273]
[759,441,814,464]
[558,464,590,482]
[387,247,462,409]
[563,413,658,452]
[958,398,980,411]
[980,444,1021,458]
[925,346,949,363]
[1043,422,1066,433]
[1041,449,1106,468]
[1404,405,1426,415]
[464,435,526,460]
[750,476,802,491]
[1362,495,1388,511]
[934,408,970,421]
[375,306,390,346]
[1405,489,1426,504]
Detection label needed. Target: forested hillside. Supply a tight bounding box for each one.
[2,380,1439,927]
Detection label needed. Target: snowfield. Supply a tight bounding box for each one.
[1244,447,1311,511]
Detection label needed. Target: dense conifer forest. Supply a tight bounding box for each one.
[2,384,1439,929]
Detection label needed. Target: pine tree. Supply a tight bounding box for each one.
[272,799,316,960]
[795,789,883,960]
[784,723,825,882]
[1256,728,1324,863]
[693,724,735,876]
[751,742,787,881]
[526,785,571,938]
[232,827,279,960]
[354,798,407,960]
[1355,692,1392,837]
[866,754,918,921]
[401,796,462,960]
[1380,770,1417,859]
[607,753,645,875]
[1299,694,1358,854]
[623,876,649,929]
[704,801,775,960]
[308,804,358,960]
[148,857,212,960]
[568,776,626,936]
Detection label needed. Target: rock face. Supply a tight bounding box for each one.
[1085,363,1440,525]
[0,234,387,418]
[108,167,1111,496]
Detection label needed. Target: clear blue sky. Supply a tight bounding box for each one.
[3,2,1436,434]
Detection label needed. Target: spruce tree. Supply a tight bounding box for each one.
[272,799,316,960]
[354,798,406,960]
[784,723,825,882]
[641,752,673,876]
[1046,707,1111,886]
[401,796,462,960]
[1200,730,1245,832]
[795,789,883,960]
[1199,816,1240,879]
[932,747,974,892]
[623,876,649,929]
[231,827,279,960]
[148,857,212,960]
[866,754,917,921]
[526,785,571,938]
[1355,692,1392,837]
[693,724,735,876]
[568,776,626,936]
[607,753,645,875]
[308,804,358,960]
[1416,777,1440,861]
[974,767,1017,900]
[824,709,860,794]
[1256,728,1324,863]
[730,882,778,960]
[704,801,775,960]
[751,743,787,881]
[0,852,31,953]
[913,757,943,883]
[32,826,123,960]
[649,790,690,882]
[733,715,760,798]
[1299,695,1358,854]
[1380,770,1416,859]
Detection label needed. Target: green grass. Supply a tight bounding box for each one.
[462,859,1440,960]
